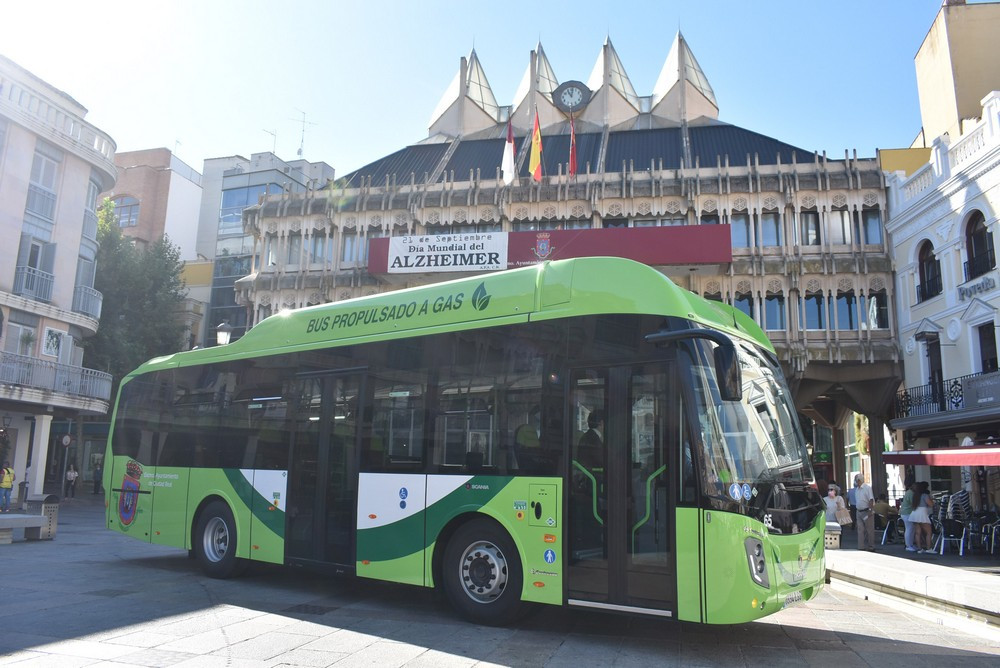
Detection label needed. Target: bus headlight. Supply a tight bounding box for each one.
[744,537,769,588]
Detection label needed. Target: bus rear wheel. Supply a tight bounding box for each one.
[194,500,244,578]
[443,519,523,625]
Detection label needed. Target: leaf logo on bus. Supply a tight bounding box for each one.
[472,283,491,311]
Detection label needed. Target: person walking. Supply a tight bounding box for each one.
[64,464,79,499]
[93,462,103,494]
[824,485,847,523]
[0,461,14,512]
[899,479,917,552]
[853,473,876,551]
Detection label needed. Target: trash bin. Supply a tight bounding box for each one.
[17,481,28,509]
[824,521,841,550]
[25,494,59,540]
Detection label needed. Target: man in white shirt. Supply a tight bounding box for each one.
[853,474,876,550]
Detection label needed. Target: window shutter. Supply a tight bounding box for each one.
[17,234,32,266]
[40,242,56,274]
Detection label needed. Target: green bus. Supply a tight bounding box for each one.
[104,257,824,625]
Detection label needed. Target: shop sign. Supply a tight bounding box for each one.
[958,275,996,301]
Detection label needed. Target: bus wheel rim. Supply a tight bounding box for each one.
[459,540,508,604]
[203,517,229,562]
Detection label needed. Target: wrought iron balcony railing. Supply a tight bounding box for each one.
[896,369,1000,418]
[964,248,996,282]
[72,285,103,319]
[0,352,112,402]
[13,265,54,302]
[916,275,943,303]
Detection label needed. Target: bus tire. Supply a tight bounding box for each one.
[194,500,243,579]
[443,518,523,626]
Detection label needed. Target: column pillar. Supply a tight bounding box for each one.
[29,414,52,498]
[832,425,846,489]
[868,416,887,497]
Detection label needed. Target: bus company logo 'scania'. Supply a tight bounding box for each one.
[471,283,491,311]
[532,233,554,260]
[118,459,143,526]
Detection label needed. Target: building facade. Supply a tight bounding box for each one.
[238,35,899,491]
[886,1,1000,501]
[0,55,116,500]
[197,153,334,346]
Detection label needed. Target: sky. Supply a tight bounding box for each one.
[4,0,953,177]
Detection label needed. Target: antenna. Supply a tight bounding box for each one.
[173,139,182,155]
[262,129,276,154]
[292,110,318,158]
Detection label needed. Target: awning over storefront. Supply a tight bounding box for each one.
[882,447,1000,466]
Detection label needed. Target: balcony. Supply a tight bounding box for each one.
[72,285,103,319]
[0,352,112,402]
[964,248,995,282]
[895,370,1000,428]
[916,275,943,304]
[13,265,54,302]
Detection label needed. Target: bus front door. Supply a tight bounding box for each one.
[567,364,677,616]
[286,373,362,569]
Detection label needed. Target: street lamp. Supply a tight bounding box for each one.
[215,321,233,346]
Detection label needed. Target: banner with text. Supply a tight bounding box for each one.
[387,233,508,273]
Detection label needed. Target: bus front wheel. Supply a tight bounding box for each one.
[443,519,523,625]
[194,500,244,578]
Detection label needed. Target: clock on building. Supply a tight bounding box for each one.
[553,81,592,113]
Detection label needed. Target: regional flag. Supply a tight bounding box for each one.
[568,115,577,177]
[501,120,516,186]
[529,110,543,182]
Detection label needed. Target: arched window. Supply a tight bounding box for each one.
[801,290,826,330]
[965,211,995,281]
[112,196,140,227]
[733,291,753,318]
[836,290,859,330]
[917,241,942,302]
[764,291,785,331]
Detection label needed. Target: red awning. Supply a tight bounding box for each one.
[882,447,1000,466]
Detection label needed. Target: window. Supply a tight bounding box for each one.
[286,232,302,264]
[308,234,328,263]
[965,211,995,281]
[802,293,826,330]
[760,212,781,246]
[730,213,751,248]
[700,213,719,225]
[863,291,889,330]
[978,323,998,373]
[835,292,859,330]
[764,294,785,331]
[219,184,281,233]
[113,196,140,227]
[341,232,358,263]
[800,211,820,245]
[514,220,565,232]
[917,241,942,302]
[829,210,852,245]
[862,209,882,244]
[733,292,753,319]
[3,322,36,356]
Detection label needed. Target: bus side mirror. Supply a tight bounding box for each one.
[714,344,742,402]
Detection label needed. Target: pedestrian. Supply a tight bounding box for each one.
[0,461,14,512]
[853,473,876,551]
[900,479,917,552]
[65,464,79,499]
[93,462,103,494]
[847,478,858,525]
[824,484,847,523]
[908,481,936,554]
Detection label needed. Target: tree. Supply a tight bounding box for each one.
[82,198,188,399]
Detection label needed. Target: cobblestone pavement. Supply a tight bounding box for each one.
[1,498,999,667]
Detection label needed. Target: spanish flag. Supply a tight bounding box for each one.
[529,109,542,182]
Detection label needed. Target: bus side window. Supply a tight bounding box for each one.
[363,374,425,472]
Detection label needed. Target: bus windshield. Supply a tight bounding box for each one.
[684,336,813,491]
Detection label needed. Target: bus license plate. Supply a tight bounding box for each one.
[783,591,803,608]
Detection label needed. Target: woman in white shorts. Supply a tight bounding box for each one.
[908,481,934,553]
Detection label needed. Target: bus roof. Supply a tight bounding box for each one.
[128,257,772,377]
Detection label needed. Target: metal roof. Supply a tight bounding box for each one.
[337,123,817,187]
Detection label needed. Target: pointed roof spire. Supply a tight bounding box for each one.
[465,48,499,118]
[652,32,718,118]
[586,37,639,111]
[513,42,559,108]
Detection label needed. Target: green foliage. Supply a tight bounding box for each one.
[82,198,188,398]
